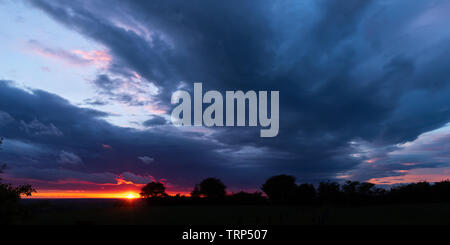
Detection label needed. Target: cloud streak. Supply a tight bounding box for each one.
[26,39,111,68]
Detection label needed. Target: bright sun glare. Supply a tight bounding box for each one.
[125,193,137,199]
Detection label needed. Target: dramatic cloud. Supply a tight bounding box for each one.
[0,0,449,195]
[0,81,234,191]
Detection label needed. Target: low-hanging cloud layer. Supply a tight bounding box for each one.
[1,0,450,194]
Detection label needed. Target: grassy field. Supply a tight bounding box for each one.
[16,199,450,225]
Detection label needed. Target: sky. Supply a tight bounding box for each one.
[0,0,449,198]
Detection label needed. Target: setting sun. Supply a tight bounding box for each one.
[125,193,138,199]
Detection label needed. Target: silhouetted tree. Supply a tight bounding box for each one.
[341,180,381,204]
[0,164,36,224]
[432,180,450,202]
[140,182,167,199]
[358,182,376,195]
[191,184,201,198]
[297,183,316,204]
[199,178,226,199]
[262,175,297,203]
[318,181,341,204]
[389,181,432,203]
[342,180,360,194]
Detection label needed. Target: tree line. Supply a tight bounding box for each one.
[140,175,450,205]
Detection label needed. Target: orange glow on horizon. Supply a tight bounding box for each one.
[24,190,140,199]
[23,189,191,199]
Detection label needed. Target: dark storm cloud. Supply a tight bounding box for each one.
[10,0,450,186]
[0,81,238,189]
[143,115,167,127]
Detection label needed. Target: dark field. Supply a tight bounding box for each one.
[17,199,450,225]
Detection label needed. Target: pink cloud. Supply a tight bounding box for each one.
[402,162,419,166]
[365,158,380,164]
[26,40,111,68]
[368,167,450,185]
[144,105,167,115]
[72,49,112,68]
